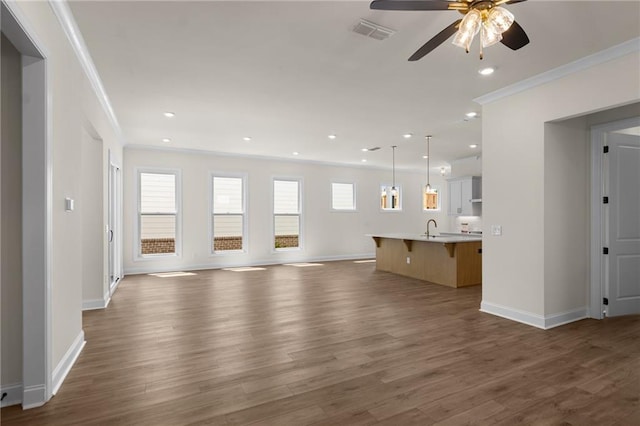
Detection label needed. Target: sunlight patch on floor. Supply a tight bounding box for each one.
[283,263,324,267]
[148,271,197,278]
[222,267,267,272]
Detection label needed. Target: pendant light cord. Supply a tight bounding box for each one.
[426,136,432,190]
[392,145,397,188]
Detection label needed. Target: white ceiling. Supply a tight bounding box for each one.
[69,0,640,171]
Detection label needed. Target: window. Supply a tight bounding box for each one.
[274,179,301,250]
[331,182,355,211]
[423,186,440,211]
[380,184,402,210]
[212,175,245,253]
[138,171,179,256]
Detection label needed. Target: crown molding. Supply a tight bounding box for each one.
[124,144,429,174]
[474,37,640,105]
[48,0,125,145]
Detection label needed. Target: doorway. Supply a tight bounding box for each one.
[1,1,52,408]
[591,116,640,318]
[108,155,122,294]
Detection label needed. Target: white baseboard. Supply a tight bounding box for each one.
[22,384,47,409]
[0,383,22,408]
[481,301,589,330]
[104,289,112,308]
[543,307,589,329]
[52,330,86,395]
[82,289,112,311]
[124,253,376,275]
[82,298,107,311]
[481,301,546,329]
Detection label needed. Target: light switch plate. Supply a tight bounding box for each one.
[65,198,74,212]
[491,225,502,236]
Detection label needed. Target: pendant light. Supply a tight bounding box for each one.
[391,145,398,209]
[425,135,432,193]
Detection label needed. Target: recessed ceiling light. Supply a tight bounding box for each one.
[361,148,369,152]
[361,159,367,163]
[478,67,495,76]
[469,144,478,148]
[243,137,252,141]
[163,112,175,118]
[162,138,171,143]
[403,133,413,139]
[328,134,337,140]
[292,151,299,156]
[422,155,428,159]
[466,112,478,118]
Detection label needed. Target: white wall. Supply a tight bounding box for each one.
[543,118,589,316]
[7,0,124,401]
[450,155,482,178]
[81,130,105,305]
[1,32,24,393]
[481,49,640,327]
[124,147,451,274]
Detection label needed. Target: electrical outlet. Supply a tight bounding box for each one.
[491,225,502,236]
[406,257,411,264]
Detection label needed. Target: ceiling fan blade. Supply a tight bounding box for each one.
[370,1,467,11]
[500,20,529,50]
[496,0,527,5]
[409,19,462,61]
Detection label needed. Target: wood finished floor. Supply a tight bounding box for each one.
[2,260,639,425]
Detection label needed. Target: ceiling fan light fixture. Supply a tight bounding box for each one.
[452,30,474,52]
[488,6,515,34]
[481,23,502,48]
[452,9,481,51]
[370,0,529,60]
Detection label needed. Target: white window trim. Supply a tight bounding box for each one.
[331,181,357,212]
[209,171,248,256]
[422,184,442,212]
[272,176,303,252]
[380,183,403,212]
[135,167,182,260]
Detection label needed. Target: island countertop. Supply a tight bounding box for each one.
[367,233,482,244]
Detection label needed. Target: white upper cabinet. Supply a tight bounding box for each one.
[448,176,482,216]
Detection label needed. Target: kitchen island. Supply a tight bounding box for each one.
[369,233,482,288]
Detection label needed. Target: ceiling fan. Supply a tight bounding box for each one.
[370,0,530,60]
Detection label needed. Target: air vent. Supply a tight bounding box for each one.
[353,19,395,41]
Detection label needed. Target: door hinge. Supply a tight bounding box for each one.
[603,196,609,204]
[603,297,609,306]
[603,247,609,255]
[603,146,609,153]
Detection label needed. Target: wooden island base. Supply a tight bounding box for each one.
[373,236,482,288]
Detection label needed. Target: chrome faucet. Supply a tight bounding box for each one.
[426,219,438,238]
